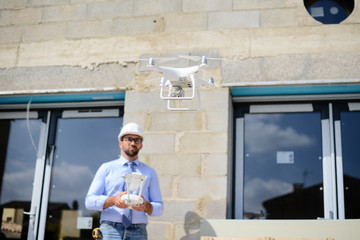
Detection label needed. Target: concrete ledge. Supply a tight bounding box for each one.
[200,219,360,240]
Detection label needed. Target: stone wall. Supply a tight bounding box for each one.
[1,0,360,239]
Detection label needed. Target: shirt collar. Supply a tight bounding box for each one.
[119,155,140,167]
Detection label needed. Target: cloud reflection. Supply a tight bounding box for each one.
[245,114,315,154]
[244,177,292,215]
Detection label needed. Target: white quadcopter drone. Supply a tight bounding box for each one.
[146,56,215,111]
[121,173,146,207]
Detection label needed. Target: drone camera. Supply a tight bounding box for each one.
[170,86,185,97]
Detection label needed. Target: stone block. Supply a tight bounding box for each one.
[158,175,174,199]
[0,8,42,26]
[87,1,133,19]
[124,91,169,112]
[216,29,250,58]
[204,199,227,219]
[148,154,201,176]
[42,4,86,22]
[156,200,196,222]
[23,23,66,42]
[133,0,182,16]
[0,26,22,44]
[0,64,133,91]
[261,8,300,27]
[197,88,229,110]
[183,0,232,12]
[112,17,157,35]
[16,36,144,66]
[147,223,172,240]
[250,25,360,57]
[178,176,227,199]
[304,52,360,79]
[0,44,18,70]
[0,0,26,10]
[66,20,113,39]
[208,11,260,29]
[233,0,298,10]
[164,13,207,32]
[179,131,228,154]
[123,112,147,130]
[148,111,203,132]
[203,153,228,176]
[222,52,360,84]
[205,110,229,132]
[27,0,69,6]
[141,133,175,154]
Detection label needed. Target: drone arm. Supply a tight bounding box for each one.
[160,76,169,99]
[194,75,214,87]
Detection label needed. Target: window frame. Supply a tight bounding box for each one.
[231,95,360,220]
[0,94,124,240]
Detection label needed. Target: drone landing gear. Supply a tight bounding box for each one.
[166,85,201,111]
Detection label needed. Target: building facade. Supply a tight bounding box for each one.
[0,0,359,239]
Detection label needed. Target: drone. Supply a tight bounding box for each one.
[146,56,215,111]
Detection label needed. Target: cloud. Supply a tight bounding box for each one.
[51,161,94,207]
[244,177,293,214]
[245,114,315,154]
[1,168,35,204]
[1,160,94,212]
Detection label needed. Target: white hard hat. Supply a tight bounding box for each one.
[118,122,143,141]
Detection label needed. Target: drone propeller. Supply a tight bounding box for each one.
[178,55,222,62]
[139,57,177,64]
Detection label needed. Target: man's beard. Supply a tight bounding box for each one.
[123,148,139,157]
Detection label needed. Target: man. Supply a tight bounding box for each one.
[85,122,163,240]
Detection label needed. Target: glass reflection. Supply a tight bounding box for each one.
[244,113,323,219]
[340,111,360,219]
[45,117,122,240]
[0,119,41,239]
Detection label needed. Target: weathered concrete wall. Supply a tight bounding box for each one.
[1,0,360,239]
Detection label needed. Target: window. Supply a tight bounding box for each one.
[304,0,354,24]
[0,93,124,239]
[233,101,360,220]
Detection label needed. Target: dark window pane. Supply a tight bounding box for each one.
[340,111,360,219]
[243,113,323,219]
[0,119,41,239]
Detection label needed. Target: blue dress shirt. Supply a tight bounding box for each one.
[85,156,163,224]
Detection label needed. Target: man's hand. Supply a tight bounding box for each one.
[104,193,153,215]
[132,197,153,215]
[114,192,130,209]
[104,192,128,209]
